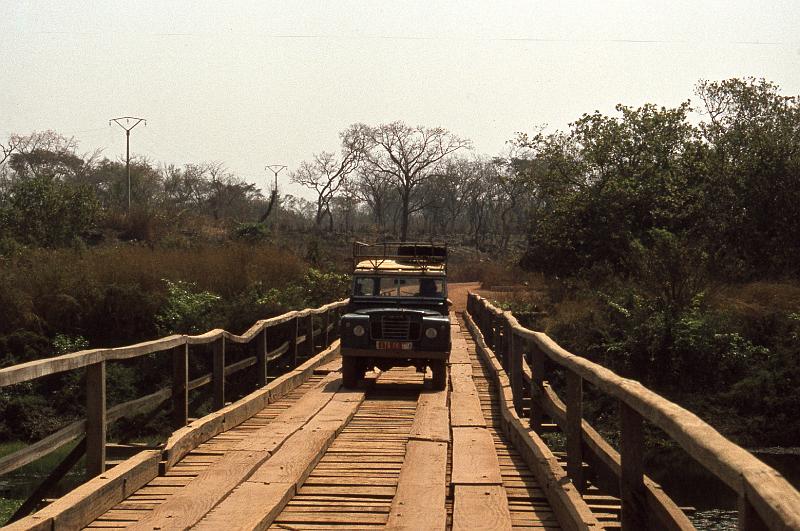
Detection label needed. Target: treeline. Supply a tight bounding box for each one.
[515,77,800,281]
[0,125,530,251]
[503,78,800,446]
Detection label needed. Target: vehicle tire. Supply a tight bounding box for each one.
[431,360,447,391]
[342,356,360,388]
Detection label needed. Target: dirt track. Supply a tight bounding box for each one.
[447,282,481,312]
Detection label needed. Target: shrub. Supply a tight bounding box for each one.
[155,280,222,335]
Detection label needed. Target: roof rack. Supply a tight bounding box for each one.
[353,241,448,272]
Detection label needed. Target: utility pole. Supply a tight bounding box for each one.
[258,165,286,224]
[265,164,286,193]
[110,116,147,211]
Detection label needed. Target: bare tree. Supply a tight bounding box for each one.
[347,121,471,241]
[291,151,358,230]
[356,168,392,233]
[290,130,362,231]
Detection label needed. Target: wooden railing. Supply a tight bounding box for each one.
[0,300,347,509]
[467,293,800,530]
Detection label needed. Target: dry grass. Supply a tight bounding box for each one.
[11,242,307,298]
[709,281,800,319]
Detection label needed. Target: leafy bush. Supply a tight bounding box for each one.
[232,222,269,242]
[257,268,349,311]
[0,175,100,247]
[155,280,222,335]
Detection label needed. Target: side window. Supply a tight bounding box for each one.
[354,277,375,296]
[379,277,396,296]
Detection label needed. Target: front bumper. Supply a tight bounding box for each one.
[341,347,450,361]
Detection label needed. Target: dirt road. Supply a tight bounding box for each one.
[447,282,481,313]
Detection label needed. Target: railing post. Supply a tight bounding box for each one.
[213,337,225,410]
[291,316,299,367]
[256,328,268,388]
[323,310,330,347]
[738,494,769,531]
[620,401,647,529]
[566,371,584,492]
[530,342,545,433]
[504,318,512,372]
[306,314,315,358]
[86,360,106,479]
[172,343,188,429]
[510,329,523,415]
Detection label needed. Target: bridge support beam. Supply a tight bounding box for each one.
[620,402,647,530]
[565,371,584,492]
[86,361,106,479]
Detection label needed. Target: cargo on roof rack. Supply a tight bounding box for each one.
[352,241,447,272]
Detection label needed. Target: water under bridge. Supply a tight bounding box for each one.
[1,284,798,530]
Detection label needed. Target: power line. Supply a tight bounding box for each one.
[110,116,147,211]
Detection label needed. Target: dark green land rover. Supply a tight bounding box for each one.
[339,242,451,389]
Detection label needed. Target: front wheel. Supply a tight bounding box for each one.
[430,360,447,391]
[342,356,361,388]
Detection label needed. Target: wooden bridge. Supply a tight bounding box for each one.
[1,286,799,530]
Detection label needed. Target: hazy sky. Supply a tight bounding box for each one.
[2,1,799,198]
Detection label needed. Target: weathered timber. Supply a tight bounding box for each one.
[199,386,365,530]
[0,301,346,388]
[565,371,584,492]
[620,401,647,530]
[539,382,694,530]
[4,450,159,531]
[212,337,225,410]
[386,440,448,530]
[463,310,601,531]
[126,373,342,531]
[407,389,449,443]
[470,293,800,529]
[85,361,106,479]
[453,485,513,531]
[161,340,341,471]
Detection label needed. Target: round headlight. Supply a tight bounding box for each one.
[353,325,366,337]
[425,327,438,339]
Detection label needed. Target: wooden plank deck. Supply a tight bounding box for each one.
[76,320,574,531]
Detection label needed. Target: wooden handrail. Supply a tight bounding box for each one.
[0,300,346,387]
[0,300,347,488]
[467,292,800,530]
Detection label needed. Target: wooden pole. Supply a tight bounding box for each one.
[85,361,106,479]
[291,316,299,368]
[566,371,584,492]
[738,494,769,531]
[171,344,188,429]
[306,314,315,358]
[499,316,510,372]
[256,329,268,388]
[213,337,225,410]
[510,330,524,415]
[530,343,545,433]
[620,401,647,529]
[323,310,330,347]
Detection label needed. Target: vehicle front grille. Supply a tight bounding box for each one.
[370,314,420,341]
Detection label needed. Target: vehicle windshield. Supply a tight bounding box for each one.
[353,276,445,298]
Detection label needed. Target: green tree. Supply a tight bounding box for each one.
[696,77,800,277]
